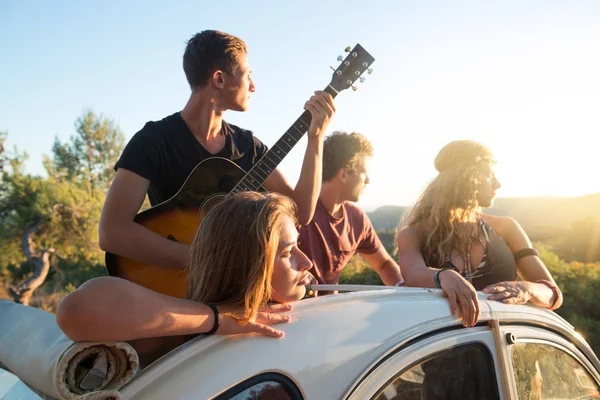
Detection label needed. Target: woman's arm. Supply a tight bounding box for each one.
[56,277,290,342]
[397,227,480,327]
[483,215,562,309]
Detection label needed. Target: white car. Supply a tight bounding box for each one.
[2,285,599,399]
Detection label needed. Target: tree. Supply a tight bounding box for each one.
[43,110,125,192]
[540,244,600,355]
[0,130,6,173]
[0,153,102,304]
[1,111,125,305]
[555,217,600,263]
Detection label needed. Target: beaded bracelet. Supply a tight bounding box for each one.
[205,303,220,335]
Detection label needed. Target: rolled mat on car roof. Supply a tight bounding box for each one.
[0,300,139,400]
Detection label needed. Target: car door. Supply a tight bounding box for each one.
[346,326,505,400]
[501,325,600,399]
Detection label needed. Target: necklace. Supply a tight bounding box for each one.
[461,219,490,282]
[463,241,474,282]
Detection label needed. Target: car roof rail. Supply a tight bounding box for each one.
[308,284,430,293]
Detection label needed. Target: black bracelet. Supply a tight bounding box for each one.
[205,303,220,335]
[433,270,443,289]
[513,248,539,263]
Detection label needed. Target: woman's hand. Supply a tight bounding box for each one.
[483,281,533,305]
[215,303,292,338]
[438,270,480,327]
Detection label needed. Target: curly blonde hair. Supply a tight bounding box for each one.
[403,140,496,266]
[186,192,297,323]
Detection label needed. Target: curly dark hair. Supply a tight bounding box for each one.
[322,132,373,181]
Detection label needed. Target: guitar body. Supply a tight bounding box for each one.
[105,158,263,298]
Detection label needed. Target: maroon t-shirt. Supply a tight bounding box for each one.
[298,200,382,284]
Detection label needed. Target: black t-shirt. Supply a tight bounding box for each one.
[115,112,268,206]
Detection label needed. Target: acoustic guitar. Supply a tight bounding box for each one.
[105,44,375,297]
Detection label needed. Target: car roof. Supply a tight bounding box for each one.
[121,286,579,399]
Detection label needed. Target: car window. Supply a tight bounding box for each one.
[511,342,600,399]
[215,372,302,400]
[374,343,499,400]
[229,381,292,400]
[0,369,44,399]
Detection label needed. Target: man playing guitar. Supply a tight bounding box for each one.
[99,30,335,270]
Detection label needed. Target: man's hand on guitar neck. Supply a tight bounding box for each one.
[264,90,336,225]
[304,91,336,139]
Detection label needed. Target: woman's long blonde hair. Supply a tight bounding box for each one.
[186,192,297,323]
[403,140,495,266]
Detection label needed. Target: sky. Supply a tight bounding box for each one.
[1,0,599,211]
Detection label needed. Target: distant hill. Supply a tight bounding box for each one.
[367,205,409,231]
[367,192,600,236]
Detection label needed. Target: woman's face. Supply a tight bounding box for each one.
[270,215,313,303]
[476,163,502,208]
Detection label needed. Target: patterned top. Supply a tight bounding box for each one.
[423,220,517,290]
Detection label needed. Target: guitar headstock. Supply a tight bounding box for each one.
[329,44,375,93]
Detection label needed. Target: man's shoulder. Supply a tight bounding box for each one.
[224,121,265,151]
[342,202,369,219]
[149,112,183,133]
[133,112,181,139]
[224,120,254,138]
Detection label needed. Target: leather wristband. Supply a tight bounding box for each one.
[205,303,220,335]
[514,248,539,263]
[433,270,444,289]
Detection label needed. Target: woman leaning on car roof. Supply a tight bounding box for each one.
[396,140,562,327]
[56,192,313,368]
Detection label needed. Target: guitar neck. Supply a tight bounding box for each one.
[229,85,339,196]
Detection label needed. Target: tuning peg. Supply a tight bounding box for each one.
[337,55,343,62]
[359,77,366,83]
[351,86,358,91]
[345,46,351,52]
[330,66,336,71]
[346,79,353,86]
[367,68,374,75]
